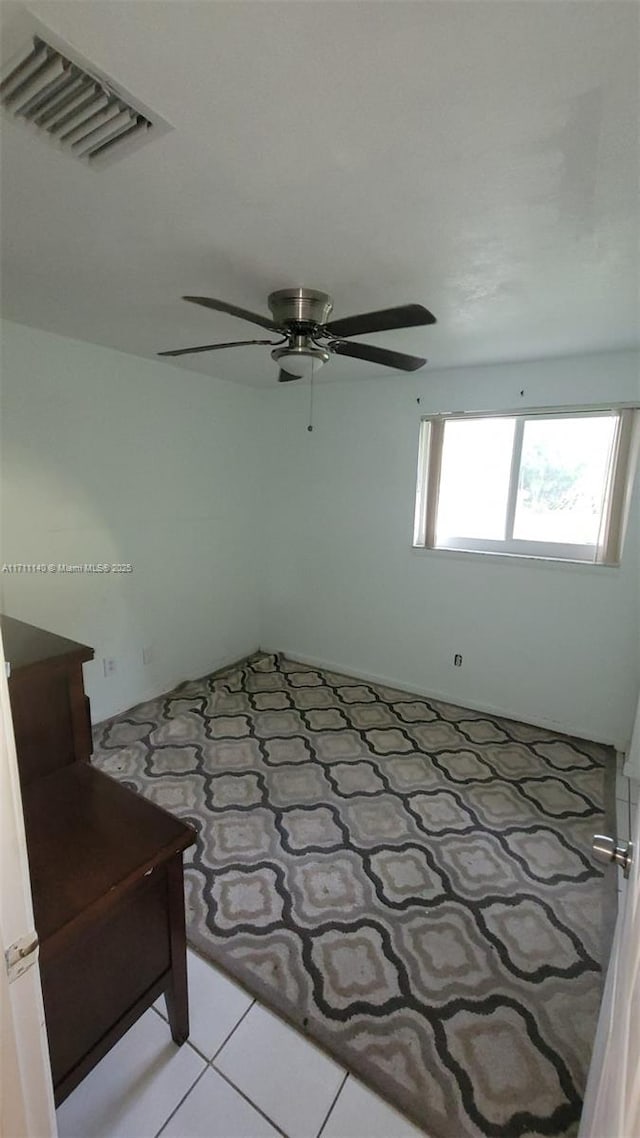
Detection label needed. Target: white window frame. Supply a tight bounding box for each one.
[413,406,639,566]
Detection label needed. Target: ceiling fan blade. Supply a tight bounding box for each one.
[329,339,426,372]
[278,369,299,383]
[183,296,277,332]
[325,303,436,339]
[158,338,280,358]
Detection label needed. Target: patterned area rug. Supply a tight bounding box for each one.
[92,653,614,1138]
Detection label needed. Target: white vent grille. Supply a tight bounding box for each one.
[0,35,160,164]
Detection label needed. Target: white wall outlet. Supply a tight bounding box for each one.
[102,657,116,677]
[142,645,154,666]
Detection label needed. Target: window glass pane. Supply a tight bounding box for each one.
[436,418,515,541]
[513,415,617,545]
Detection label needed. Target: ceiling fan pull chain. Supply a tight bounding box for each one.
[308,358,314,432]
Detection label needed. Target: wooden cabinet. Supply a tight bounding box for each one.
[2,614,196,1105]
[23,763,195,1104]
[1,614,94,786]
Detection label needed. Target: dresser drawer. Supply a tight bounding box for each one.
[40,867,171,1088]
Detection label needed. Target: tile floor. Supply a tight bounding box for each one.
[56,760,638,1138]
[56,948,425,1138]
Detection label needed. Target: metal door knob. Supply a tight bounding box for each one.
[592,834,633,878]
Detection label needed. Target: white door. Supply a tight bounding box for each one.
[579,724,640,1136]
[0,629,57,1138]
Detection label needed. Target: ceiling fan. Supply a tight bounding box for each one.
[158,288,436,381]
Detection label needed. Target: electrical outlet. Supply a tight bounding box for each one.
[454,654,463,667]
[102,657,116,677]
[142,645,154,666]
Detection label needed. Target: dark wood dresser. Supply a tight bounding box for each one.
[2,614,196,1105]
[23,763,195,1105]
[1,614,94,786]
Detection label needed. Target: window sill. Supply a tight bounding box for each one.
[410,545,621,572]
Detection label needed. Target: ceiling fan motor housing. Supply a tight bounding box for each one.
[268,288,333,329]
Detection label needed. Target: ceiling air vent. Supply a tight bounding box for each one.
[0,35,168,165]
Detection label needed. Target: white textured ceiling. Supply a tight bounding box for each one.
[0,0,638,387]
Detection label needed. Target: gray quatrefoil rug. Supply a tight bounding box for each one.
[92,652,615,1138]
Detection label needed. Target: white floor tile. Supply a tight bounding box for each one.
[155,949,254,1059]
[215,1004,344,1138]
[56,1008,205,1138]
[322,1076,425,1138]
[159,1068,280,1138]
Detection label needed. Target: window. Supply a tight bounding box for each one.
[413,408,638,565]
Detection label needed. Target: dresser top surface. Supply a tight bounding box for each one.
[1,614,94,670]
[24,763,195,947]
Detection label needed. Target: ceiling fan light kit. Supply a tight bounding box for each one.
[271,343,330,379]
[158,286,436,381]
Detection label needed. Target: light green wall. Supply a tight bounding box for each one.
[261,351,640,748]
[0,320,266,721]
